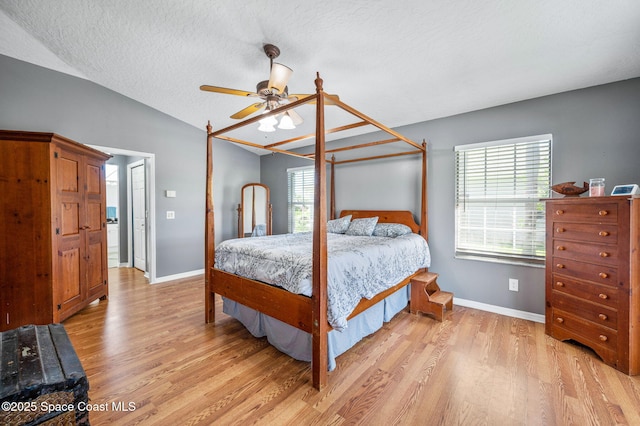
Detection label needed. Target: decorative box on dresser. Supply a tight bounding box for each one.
[0,130,111,331]
[545,196,640,375]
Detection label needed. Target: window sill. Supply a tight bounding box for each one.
[454,253,545,269]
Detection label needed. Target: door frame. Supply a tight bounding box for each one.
[89,145,157,284]
[128,160,147,274]
[105,164,120,268]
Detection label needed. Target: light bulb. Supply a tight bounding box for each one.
[257,120,276,132]
[277,113,296,130]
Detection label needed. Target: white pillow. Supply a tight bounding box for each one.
[327,215,352,234]
[372,223,413,237]
[345,217,379,236]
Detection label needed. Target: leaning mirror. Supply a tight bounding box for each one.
[238,183,272,237]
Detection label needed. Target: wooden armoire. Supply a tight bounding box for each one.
[0,130,111,331]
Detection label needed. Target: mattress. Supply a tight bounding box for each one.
[215,231,430,331]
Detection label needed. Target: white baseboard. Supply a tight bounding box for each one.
[454,297,545,323]
[152,269,205,284]
[149,272,544,323]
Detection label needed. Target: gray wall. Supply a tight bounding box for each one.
[3,51,637,310]
[0,54,259,279]
[262,78,640,315]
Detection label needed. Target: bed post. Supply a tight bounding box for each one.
[330,155,336,220]
[205,121,216,323]
[420,140,428,241]
[312,73,329,390]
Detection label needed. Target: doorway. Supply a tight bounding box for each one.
[90,145,157,283]
[105,164,120,268]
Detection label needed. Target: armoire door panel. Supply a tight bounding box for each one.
[58,247,82,303]
[58,156,79,193]
[86,163,102,194]
[86,202,102,230]
[61,202,80,235]
[87,241,104,293]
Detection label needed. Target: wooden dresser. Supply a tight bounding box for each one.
[545,196,639,374]
[0,130,110,331]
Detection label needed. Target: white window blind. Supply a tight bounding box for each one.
[454,134,552,265]
[287,166,315,233]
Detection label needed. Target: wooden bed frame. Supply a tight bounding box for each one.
[204,74,428,390]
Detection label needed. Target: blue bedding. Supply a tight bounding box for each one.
[215,231,430,331]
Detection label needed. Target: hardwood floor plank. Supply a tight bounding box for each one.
[58,268,640,425]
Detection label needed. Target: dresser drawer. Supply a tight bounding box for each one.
[552,257,618,287]
[550,308,618,351]
[553,222,618,244]
[552,240,619,266]
[550,292,618,330]
[551,274,619,308]
[551,202,618,223]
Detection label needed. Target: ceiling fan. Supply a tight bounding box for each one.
[200,44,332,131]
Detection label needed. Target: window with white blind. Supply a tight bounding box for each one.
[454,134,552,265]
[287,166,315,233]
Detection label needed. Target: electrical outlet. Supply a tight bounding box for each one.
[509,278,519,292]
[166,211,175,219]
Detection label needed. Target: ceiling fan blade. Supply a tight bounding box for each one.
[325,94,340,105]
[268,63,293,94]
[288,94,340,105]
[230,102,265,119]
[287,109,304,125]
[200,85,257,97]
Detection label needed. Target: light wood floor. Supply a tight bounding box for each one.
[62,268,640,425]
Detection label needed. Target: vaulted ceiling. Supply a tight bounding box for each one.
[1,1,639,153]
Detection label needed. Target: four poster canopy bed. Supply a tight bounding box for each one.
[205,74,432,390]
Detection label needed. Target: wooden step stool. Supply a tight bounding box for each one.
[410,272,453,321]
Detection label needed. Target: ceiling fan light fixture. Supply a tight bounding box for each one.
[268,63,293,94]
[257,120,276,132]
[258,112,278,132]
[277,112,296,130]
[260,113,278,126]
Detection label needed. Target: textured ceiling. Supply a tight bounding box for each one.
[1,0,639,153]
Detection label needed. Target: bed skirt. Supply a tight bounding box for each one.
[222,285,411,371]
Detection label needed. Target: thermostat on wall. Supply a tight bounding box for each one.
[611,184,640,196]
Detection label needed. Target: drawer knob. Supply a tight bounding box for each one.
[598,313,608,321]
[599,252,609,258]
[599,293,609,300]
[556,263,565,269]
[599,231,610,237]
[556,210,564,215]
[598,210,608,216]
[557,246,566,251]
[556,281,565,287]
[556,317,564,324]
[599,272,609,279]
[599,335,608,342]
[556,227,565,233]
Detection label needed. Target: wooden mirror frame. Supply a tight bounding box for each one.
[237,183,272,237]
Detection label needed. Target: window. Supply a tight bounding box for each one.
[287,166,315,233]
[454,134,552,265]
